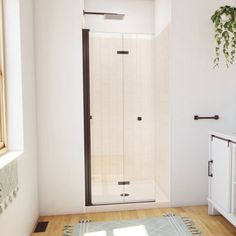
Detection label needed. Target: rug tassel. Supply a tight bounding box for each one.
[79,219,91,223]
[63,225,73,236]
[181,217,202,235]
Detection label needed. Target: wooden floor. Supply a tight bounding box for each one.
[32,206,236,236]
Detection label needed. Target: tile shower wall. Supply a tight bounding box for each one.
[155,25,171,202]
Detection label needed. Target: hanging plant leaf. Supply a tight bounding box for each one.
[211,5,236,68]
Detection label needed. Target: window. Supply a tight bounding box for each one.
[0,1,7,155]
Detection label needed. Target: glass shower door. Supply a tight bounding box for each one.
[89,32,156,205]
[123,34,156,203]
[90,32,124,204]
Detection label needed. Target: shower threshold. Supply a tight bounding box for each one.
[85,200,170,213]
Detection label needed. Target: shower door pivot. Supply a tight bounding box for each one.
[88,31,155,205]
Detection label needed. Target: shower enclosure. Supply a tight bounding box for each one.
[83,30,156,205]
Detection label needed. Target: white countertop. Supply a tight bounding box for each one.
[210,131,236,142]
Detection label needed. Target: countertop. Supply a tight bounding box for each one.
[210,131,236,142]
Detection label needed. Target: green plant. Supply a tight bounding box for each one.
[211,5,236,68]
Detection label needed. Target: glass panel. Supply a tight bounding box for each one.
[123,34,156,202]
[89,32,156,204]
[90,32,124,204]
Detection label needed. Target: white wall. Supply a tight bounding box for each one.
[171,0,236,206]
[33,0,236,218]
[155,0,171,35]
[0,0,38,235]
[85,0,155,34]
[34,0,85,215]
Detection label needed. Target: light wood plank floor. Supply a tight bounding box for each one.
[32,206,236,236]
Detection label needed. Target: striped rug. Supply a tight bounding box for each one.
[63,213,202,236]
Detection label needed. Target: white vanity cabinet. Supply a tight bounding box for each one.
[208,132,236,227]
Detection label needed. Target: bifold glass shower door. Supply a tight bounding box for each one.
[90,32,155,205]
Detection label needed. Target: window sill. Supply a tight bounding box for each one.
[0,151,23,169]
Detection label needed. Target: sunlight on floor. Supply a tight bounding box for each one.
[113,225,149,236]
[84,225,149,236]
[85,231,107,236]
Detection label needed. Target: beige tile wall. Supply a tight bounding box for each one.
[155,25,171,201]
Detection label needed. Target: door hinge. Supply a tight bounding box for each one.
[117,51,129,55]
[118,181,130,185]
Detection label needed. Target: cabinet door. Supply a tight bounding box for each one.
[210,138,232,212]
[231,144,236,215]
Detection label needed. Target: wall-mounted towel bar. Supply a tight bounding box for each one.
[194,115,219,120]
